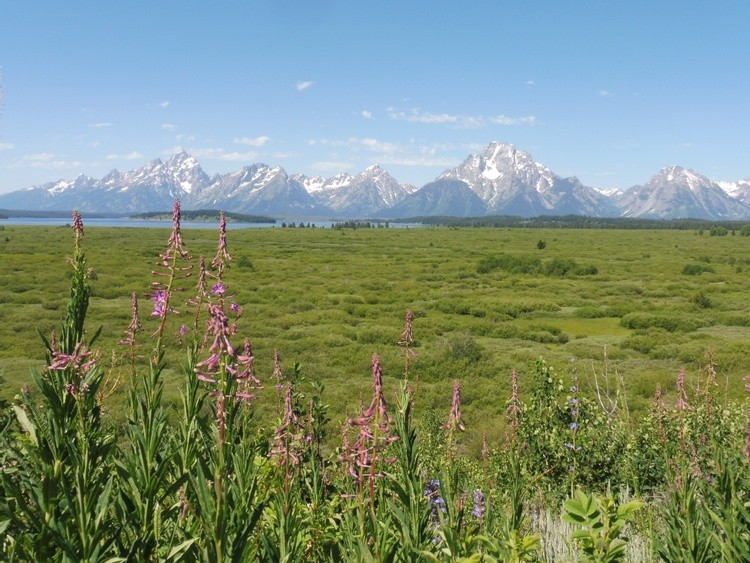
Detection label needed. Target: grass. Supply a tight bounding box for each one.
[1,215,748,561]
[1,224,750,451]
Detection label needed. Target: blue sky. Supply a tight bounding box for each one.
[0,1,748,194]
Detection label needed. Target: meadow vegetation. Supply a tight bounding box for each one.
[0,208,748,560]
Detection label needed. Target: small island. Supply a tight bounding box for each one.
[130,209,276,224]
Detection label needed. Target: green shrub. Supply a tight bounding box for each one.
[682,263,715,275]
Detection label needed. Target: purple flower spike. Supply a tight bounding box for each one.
[151,290,168,318]
[211,282,225,296]
[472,489,486,519]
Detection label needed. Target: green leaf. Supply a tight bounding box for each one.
[12,405,37,445]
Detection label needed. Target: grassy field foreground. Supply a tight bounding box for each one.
[2,222,750,447]
[0,214,748,560]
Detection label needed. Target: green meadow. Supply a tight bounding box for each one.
[1,218,749,561]
[1,223,749,451]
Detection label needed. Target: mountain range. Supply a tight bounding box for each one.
[2,141,749,221]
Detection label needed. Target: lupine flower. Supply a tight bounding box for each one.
[472,489,486,519]
[424,479,446,541]
[570,422,578,431]
[424,479,446,525]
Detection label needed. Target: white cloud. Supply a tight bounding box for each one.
[180,147,258,162]
[89,122,113,128]
[598,89,613,97]
[489,115,537,126]
[106,151,143,161]
[311,137,458,169]
[526,80,536,86]
[361,110,373,119]
[162,123,176,131]
[158,101,170,108]
[387,108,536,129]
[296,81,314,91]
[312,160,355,172]
[234,135,271,147]
[388,108,459,125]
[0,142,14,150]
[15,153,82,170]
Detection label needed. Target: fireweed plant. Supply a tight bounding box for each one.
[1,202,749,561]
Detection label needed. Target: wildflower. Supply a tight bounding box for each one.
[269,383,306,466]
[273,349,284,391]
[424,479,446,525]
[443,379,465,432]
[570,385,578,393]
[507,369,521,439]
[179,324,187,335]
[676,367,689,410]
[211,211,233,276]
[48,341,97,375]
[120,292,142,346]
[151,290,168,318]
[398,309,415,348]
[234,338,262,400]
[744,423,750,462]
[481,431,490,463]
[195,303,236,384]
[570,422,579,431]
[472,489,486,519]
[188,255,209,328]
[340,354,397,486]
[230,302,242,315]
[72,209,84,240]
[211,282,226,296]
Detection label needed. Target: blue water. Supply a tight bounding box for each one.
[0,217,417,229]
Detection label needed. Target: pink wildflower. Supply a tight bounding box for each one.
[676,368,689,411]
[48,341,97,375]
[120,292,142,346]
[443,379,466,432]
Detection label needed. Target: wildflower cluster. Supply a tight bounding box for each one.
[341,354,398,484]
